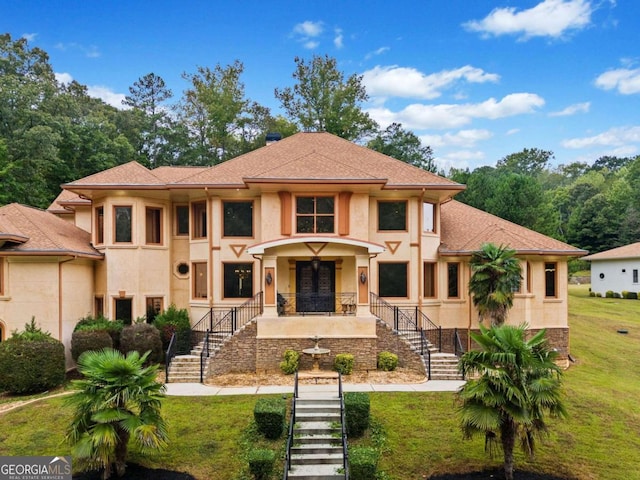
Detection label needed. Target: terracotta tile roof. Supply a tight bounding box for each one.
[582,242,640,261]
[0,203,102,258]
[64,161,165,188]
[440,200,586,256]
[174,132,464,190]
[47,190,90,213]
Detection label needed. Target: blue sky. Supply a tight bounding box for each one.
[2,0,638,171]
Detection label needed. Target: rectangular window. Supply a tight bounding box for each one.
[545,262,557,298]
[193,262,208,299]
[424,262,437,298]
[423,202,435,232]
[634,269,638,284]
[0,257,4,296]
[145,207,163,244]
[526,261,532,293]
[175,205,189,236]
[296,196,334,233]
[223,201,253,237]
[224,263,254,298]
[192,202,207,239]
[378,201,407,231]
[114,298,133,325]
[146,297,163,323]
[378,262,408,298]
[114,206,132,243]
[95,206,104,244]
[94,296,104,317]
[447,263,460,298]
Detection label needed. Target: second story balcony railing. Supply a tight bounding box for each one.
[277,292,357,316]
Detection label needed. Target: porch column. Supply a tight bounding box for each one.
[356,254,370,316]
[263,255,278,317]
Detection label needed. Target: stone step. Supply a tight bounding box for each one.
[291,444,343,455]
[296,412,341,423]
[290,453,344,466]
[294,434,342,446]
[286,463,345,479]
[295,421,341,436]
[296,403,341,414]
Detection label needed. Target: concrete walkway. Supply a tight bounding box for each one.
[164,379,465,396]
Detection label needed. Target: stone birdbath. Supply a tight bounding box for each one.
[302,335,330,372]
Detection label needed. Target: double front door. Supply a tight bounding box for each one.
[296,261,335,313]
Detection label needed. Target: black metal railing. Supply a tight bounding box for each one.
[338,373,350,480]
[277,292,357,316]
[283,371,299,480]
[200,330,211,383]
[165,332,177,383]
[454,328,465,357]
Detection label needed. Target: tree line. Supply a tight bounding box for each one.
[1,33,635,254]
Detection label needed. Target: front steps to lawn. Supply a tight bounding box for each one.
[398,329,464,381]
[285,381,347,480]
[166,332,229,383]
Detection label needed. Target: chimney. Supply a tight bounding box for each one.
[265,132,282,146]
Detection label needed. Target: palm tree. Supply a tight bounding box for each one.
[469,243,522,326]
[65,348,168,479]
[457,324,567,480]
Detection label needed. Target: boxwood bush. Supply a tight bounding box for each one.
[254,397,286,439]
[71,329,113,362]
[279,349,300,374]
[74,315,123,350]
[0,319,65,394]
[349,446,378,480]
[334,353,355,375]
[344,392,370,437]
[247,449,276,480]
[153,304,192,355]
[120,323,163,364]
[377,351,398,371]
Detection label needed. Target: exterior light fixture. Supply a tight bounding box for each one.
[265,271,273,285]
[360,271,367,284]
[311,256,320,272]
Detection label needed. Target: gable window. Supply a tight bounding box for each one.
[193,262,208,299]
[95,206,104,244]
[296,196,334,233]
[634,269,639,284]
[378,262,408,298]
[424,262,437,298]
[145,207,163,245]
[114,298,133,325]
[224,263,254,298]
[545,262,557,298]
[175,205,189,236]
[192,202,207,239]
[447,263,460,298]
[378,201,407,231]
[223,201,253,237]
[423,202,435,232]
[114,206,132,243]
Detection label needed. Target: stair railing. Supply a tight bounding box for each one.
[338,373,350,480]
[200,330,211,383]
[165,332,177,383]
[283,371,299,480]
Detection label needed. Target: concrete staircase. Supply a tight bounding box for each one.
[285,392,346,480]
[398,330,464,381]
[166,332,229,383]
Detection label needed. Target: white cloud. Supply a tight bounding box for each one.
[549,101,591,116]
[595,67,640,94]
[367,93,545,130]
[419,129,493,148]
[22,33,37,42]
[55,42,101,58]
[562,126,640,148]
[436,150,488,172]
[334,29,344,49]
[293,21,323,37]
[55,72,74,85]
[303,40,319,49]
[506,128,520,135]
[364,47,390,60]
[87,85,127,109]
[463,0,593,40]
[362,65,500,100]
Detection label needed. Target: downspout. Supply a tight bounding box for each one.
[206,188,213,308]
[58,256,77,341]
[467,263,472,351]
[418,189,425,313]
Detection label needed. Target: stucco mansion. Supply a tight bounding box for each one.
[0,133,584,375]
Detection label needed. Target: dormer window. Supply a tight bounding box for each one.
[296,196,334,234]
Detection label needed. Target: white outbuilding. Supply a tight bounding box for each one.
[583,242,640,296]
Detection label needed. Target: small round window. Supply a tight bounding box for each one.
[177,263,189,275]
[599,273,605,279]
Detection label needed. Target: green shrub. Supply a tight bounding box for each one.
[153,304,192,354]
[596,293,602,297]
[71,329,113,362]
[120,323,163,364]
[247,449,275,480]
[613,292,622,299]
[0,319,65,394]
[254,398,286,439]
[279,349,300,375]
[349,446,378,480]
[74,315,123,349]
[628,292,639,299]
[589,291,596,297]
[334,353,355,375]
[622,291,629,299]
[377,351,398,371]
[605,290,614,298]
[344,392,370,437]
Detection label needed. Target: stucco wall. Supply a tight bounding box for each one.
[590,259,640,296]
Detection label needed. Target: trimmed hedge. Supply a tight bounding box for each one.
[344,392,370,438]
[153,304,192,355]
[71,329,113,361]
[349,446,378,480]
[247,449,276,480]
[377,351,398,371]
[254,398,286,439]
[334,353,355,375]
[120,323,163,364]
[279,349,300,375]
[74,315,123,349]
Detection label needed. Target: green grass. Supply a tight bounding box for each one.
[1,285,640,479]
